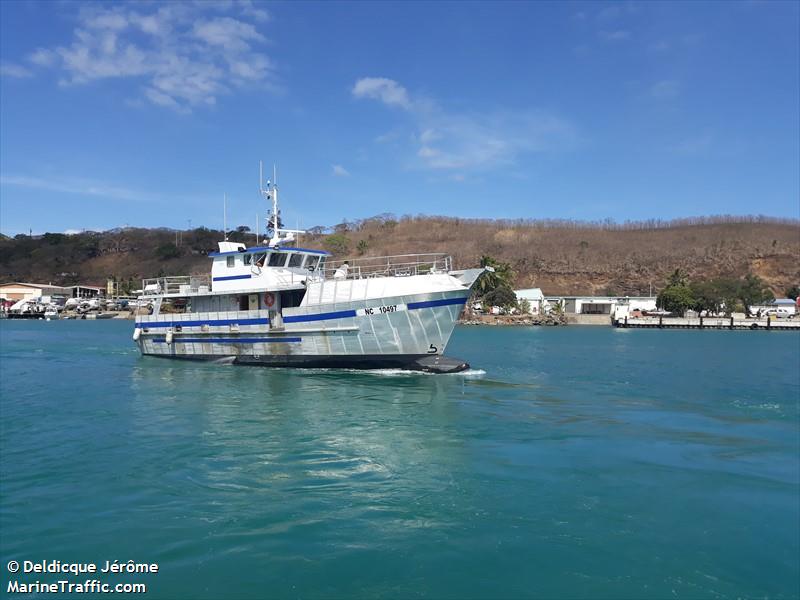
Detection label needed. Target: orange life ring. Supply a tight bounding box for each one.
[265,292,276,308]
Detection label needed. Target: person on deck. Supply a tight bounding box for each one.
[333,261,349,279]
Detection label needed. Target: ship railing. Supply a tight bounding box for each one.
[324,253,452,280]
[140,275,211,297]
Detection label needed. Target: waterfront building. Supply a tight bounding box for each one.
[0,282,71,302]
[514,288,545,314]
[545,295,657,317]
[69,285,105,299]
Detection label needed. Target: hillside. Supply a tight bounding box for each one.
[1,216,798,296]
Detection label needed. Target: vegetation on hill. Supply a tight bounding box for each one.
[0,214,797,297]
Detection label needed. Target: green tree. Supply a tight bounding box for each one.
[476,255,514,296]
[518,298,531,314]
[483,284,518,309]
[785,285,800,300]
[323,233,350,255]
[657,285,695,315]
[713,277,741,316]
[356,239,369,255]
[737,274,774,314]
[690,280,718,314]
[155,243,181,260]
[667,268,689,287]
[689,277,738,315]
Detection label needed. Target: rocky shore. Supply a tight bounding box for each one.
[459,313,567,326]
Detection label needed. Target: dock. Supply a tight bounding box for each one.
[614,316,800,330]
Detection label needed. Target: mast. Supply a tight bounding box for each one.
[258,160,304,247]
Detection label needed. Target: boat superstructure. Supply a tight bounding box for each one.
[133,168,489,372]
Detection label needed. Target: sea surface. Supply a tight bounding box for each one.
[1,320,798,599]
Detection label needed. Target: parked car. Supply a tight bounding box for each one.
[764,308,795,319]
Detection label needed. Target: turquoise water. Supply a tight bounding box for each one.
[1,320,798,599]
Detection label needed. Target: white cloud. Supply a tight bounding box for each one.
[1,174,157,202]
[238,0,270,23]
[599,30,631,42]
[10,2,277,111]
[28,48,57,67]
[332,165,350,177]
[0,63,33,78]
[352,77,412,110]
[192,17,265,51]
[650,80,680,98]
[352,77,579,172]
[84,11,128,31]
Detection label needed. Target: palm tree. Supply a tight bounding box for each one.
[477,255,515,296]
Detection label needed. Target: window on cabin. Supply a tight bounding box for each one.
[288,253,303,268]
[226,256,235,268]
[307,256,321,271]
[244,254,252,265]
[268,252,286,267]
[253,253,267,267]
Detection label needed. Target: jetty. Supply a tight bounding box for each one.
[614,316,800,330]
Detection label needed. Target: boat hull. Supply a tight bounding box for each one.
[134,289,470,369]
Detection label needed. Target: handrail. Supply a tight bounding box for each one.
[324,253,452,280]
[140,253,452,294]
[141,275,211,297]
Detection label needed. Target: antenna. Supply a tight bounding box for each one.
[256,159,305,247]
[223,193,228,241]
[255,213,259,245]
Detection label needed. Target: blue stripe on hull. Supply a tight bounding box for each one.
[138,317,270,328]
[154,337,301,344]
[212,274,253,282]
[407,297,468,310]
[283,309,357,323]
[137,295,467,329]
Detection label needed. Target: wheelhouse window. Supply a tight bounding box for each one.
[226,256,235,268]
[268,252,287,267]
[288,253,304,268]
[253,253,267,267]
[244,254,252,265]
[306,256,321,271]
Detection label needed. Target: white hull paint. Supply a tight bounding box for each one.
[133,168,489,371]
[135,286,471,364]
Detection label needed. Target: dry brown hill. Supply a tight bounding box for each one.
[1,216,798,296]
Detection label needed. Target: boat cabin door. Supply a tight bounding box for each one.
[267,292,283,330]
[248,294,259,311]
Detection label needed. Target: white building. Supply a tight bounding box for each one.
[69,285,104,299]
[0,282,72,302]
[545,295,657,316]
[514,288,545,314]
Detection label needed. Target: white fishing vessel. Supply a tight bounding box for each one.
[133,167,490,372]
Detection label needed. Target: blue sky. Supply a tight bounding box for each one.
[1,0,798,236]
